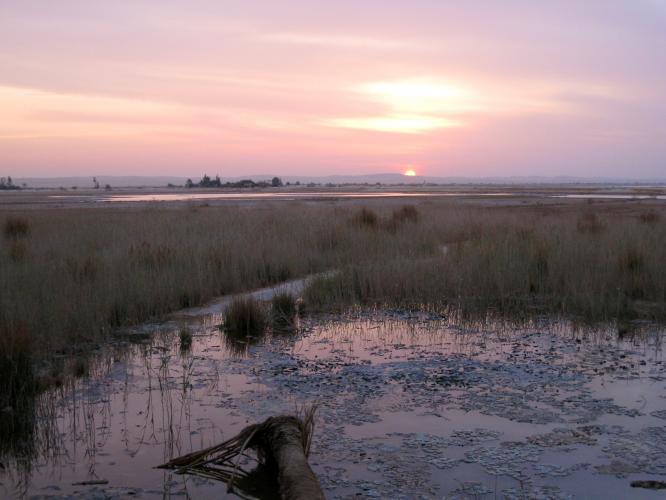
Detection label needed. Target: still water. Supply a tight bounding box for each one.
[1,299,665,498]
[98,192,509,203]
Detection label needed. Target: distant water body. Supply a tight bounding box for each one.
[48,191,666,203]
[95,192,512,202]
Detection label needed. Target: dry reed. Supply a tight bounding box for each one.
[1,199,665,375]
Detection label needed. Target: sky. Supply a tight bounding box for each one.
[1,1,665,179]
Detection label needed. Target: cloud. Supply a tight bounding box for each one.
[326,115,461,134]
[326,77,624,134]
[262,32,422,50]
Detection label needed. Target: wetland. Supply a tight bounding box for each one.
[1,187,665,498]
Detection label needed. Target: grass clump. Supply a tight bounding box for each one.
[639,210,660,225]
[223,297,267,335]
[271,292,298,331]
[179,328,193,351]
[3,216,31,240]
[0,327,35,409]
[351,208,379,228]
[391,205,420,224]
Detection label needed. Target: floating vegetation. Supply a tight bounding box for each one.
[631,480,666,490]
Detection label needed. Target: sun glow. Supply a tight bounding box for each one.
[404,169,417,176]
[329,78,477,134]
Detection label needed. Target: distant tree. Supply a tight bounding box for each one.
[104,184,112,190]
[271,177,283,187]
[0,176,22,190]
[185,178,194,188]
[93,177,100,189]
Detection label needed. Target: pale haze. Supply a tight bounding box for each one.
[1,1,665,178]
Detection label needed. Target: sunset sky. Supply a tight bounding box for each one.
[1,1,665,178]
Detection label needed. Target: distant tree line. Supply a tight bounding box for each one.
[184,175,284,189]
[0,176,21,190]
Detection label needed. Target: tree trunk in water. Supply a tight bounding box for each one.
[260,416,325,500]
[157,411,324,500]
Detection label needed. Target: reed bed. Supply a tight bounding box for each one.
[1,199,665,373]
[305,203,666,322]
[0,202,434,361]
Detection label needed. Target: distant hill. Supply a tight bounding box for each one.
[14,174,666,189]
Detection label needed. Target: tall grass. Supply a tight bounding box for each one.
[305,204,666,321]
[271,292,298,331]
[223,297,267,335]
[1,200,665,373]
[0,204,429,358]
[3,216,31,239]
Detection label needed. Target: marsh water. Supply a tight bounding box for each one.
[97,192,512,203]
[45,190,666,206]
[2,289,665,498]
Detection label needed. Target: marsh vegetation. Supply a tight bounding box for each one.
[1,191,665,497]
[2,198,665,373]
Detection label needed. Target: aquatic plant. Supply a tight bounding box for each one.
[179,328,193,351]
[305,203,666,322]
[1,196,665,387]
[223,297,267,336]
[271,292,298,330]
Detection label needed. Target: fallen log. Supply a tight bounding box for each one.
[158,407,324,500]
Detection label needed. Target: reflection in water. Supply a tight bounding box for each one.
[49,191,513,203]
[0,313,664,498]
[49,191,666,205]
[101,192,445,203]
[555,194,666,200]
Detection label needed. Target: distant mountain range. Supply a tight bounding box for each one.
[14,174,666,189]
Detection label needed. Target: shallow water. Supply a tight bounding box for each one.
[1,310,665,499]
[97,192,511,203]
[554,194,666,200]
[48,190,666,205]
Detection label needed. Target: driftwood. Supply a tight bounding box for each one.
[158,407,324,500]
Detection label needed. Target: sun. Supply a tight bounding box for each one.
[403,169,417,177]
